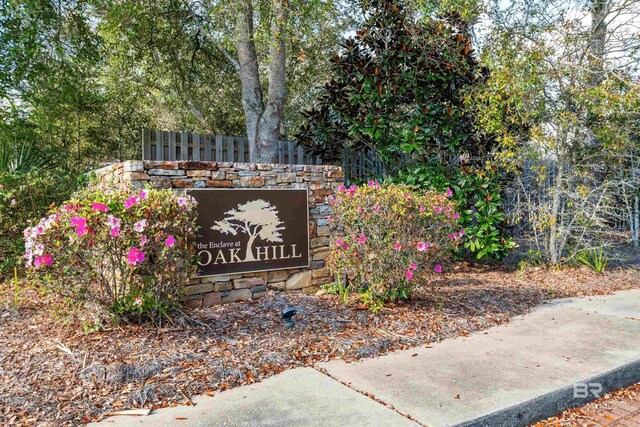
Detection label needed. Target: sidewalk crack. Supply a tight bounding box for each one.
[312,365,426,427]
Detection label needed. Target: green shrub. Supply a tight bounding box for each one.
[0,169,83,276]
[398,161,516,260]
[295,0,490,163]
[24,187,198,324]
[327,182,462,312]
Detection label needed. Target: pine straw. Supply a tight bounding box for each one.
[0,265,638,426]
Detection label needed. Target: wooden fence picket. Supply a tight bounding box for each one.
[141,128,384,182]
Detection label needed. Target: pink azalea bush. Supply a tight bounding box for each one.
[24,187,198,324]
[327,182,462,312]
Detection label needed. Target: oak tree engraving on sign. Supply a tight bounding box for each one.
[189,189,309,276]
[211,200,285,262]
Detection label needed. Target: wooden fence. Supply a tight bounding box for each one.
[142,128,321,165]
[141,128,386,183]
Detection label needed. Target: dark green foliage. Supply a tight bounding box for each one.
[0,169,85,276]
[295,0,512,260]
[0,117,86,276]
[1,0,353,164]
[398,162,516,260]
[295,0,489,164]
[0,119,62,174]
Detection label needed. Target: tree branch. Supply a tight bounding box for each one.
[217,44,240,71]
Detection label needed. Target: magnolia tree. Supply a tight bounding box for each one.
[296,0,487,164]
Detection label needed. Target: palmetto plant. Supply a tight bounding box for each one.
[0,134,56,174]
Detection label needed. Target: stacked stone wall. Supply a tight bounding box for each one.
[92,160,343,306]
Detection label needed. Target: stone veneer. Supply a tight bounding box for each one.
[92,160,344,308]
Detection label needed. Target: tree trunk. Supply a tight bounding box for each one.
[235,0,288,164]
[589,0,608,85]
[634,194,639,249]
[549,162,564,265]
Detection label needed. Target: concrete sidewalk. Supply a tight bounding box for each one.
[94,290,640,427]
[94,367,417,427]
[321,289,640,426]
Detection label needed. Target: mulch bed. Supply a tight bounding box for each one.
[1,265,639,426]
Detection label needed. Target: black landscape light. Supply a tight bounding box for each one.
[281,306,297,328]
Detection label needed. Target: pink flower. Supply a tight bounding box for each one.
[10,199,17,206]
[357,206,364,213]
[140,235,148,246]
[70,216,87,228]
[445,188,453,197]
[42,253,53,266]
[454,213,460,219]
[127,247,145,266]
[328,196,335,204]
[406,269,414,280]
[335,238,350,249]
[33,243,44,256]
[358,236,367,244]
[76,225,89,237]
[434,264,443,273]
[139,190,148,200]
[367,180,381,189]
[374,205,381,212]
[34,254,53,268]
[106,215,121,229]
[165,235,176,247]
[110,227,120,237]
[459,228,465,236]
[394,243,402,251]
[134,219,147,233]
[419,205,426,213]
[124,196,138,209]
[434,206,442,214]
[177,196,193,212]
[409,262,417,270]
[338,185,346,192]
[417,242,429,251]
[450,232,458,239]
[91,202,109,213]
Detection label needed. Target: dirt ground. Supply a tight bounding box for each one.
[1,264,639,426]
